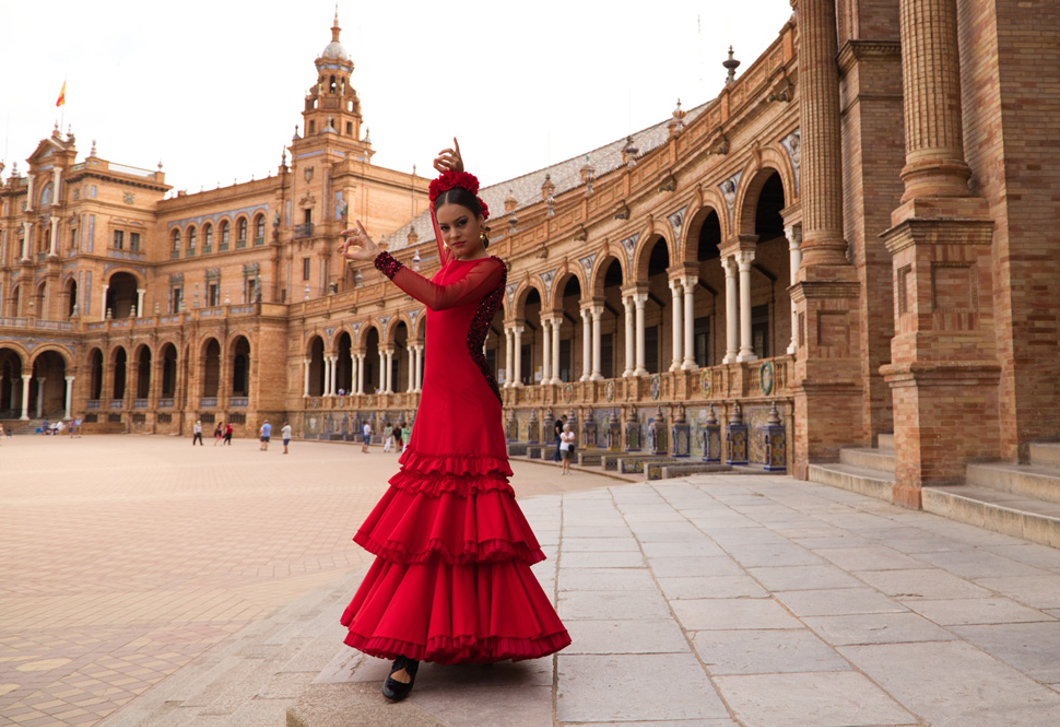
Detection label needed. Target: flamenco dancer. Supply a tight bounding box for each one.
[338,139,570,701]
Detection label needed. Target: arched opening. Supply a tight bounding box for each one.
[171,229,181,259]
[106,272,139,319]
[308,336,325,396]
[32,351,67,419]
[645,237,671,374]
[254,214,266,245]
[135,346,152,400]
[0,348,24,416]
[748,171,789,359]
[560,275,582,382]
[220,220,231,251]
[231,336,251,396]
[160,343,178,399]
[600,259,624,378]
[363,327,380,393]
[187,225,197,256]
[88,348,104,401]
[337,332,353,394]
[65,278,78,318]
[112,347,128,401]
[202,339,221,398]
[237,217,248,248]
[11,284,22,317]
[393,321,409,393]
[695,209,723,367]
[203,223,213,253]
[34,281,48,319]
[523,288,542,385]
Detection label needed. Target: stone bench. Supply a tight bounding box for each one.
[507,443,528,457]
[602,453,676,474]
[654,462,733,480]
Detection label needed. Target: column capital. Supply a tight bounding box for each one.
[590,305,604,318]
[682,275,699,290]
[22,373,33,381]
[668,277,684,293]
[721,256,738,276]
[633,292,648,306]
[736,249,756,269]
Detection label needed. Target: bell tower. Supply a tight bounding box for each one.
[297,9,373,162]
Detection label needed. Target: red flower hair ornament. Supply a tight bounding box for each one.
[429,170,490,221]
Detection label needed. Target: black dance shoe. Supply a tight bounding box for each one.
[382,655,419,701]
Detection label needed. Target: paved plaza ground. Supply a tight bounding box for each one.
[3,435,1060,726]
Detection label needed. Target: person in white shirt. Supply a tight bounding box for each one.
[560,424,576,475]
[281,422,293,454]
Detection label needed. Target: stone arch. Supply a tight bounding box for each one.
[681,188,731,263]
[306,334,326,397]
[200,337,222,399]
[235,215,249,247]
[30,344,74,370]
[63,275,78,318]
[631,225,676,284]
[511,279,548,321]
[218,217,233,250]
[86,347,105,400]
[131,342,152,399]
[355,320,382,351]
[30,349,68,419]
[159,341,179,399]
[0,345,27,415]
[229,335,251,396]
[111,345,129,400]
[589,250,627,298]
[34,279,48,318]
[734,148,794,237]
[547,267,586,314]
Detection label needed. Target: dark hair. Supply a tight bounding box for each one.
[433,187,483,218]
[434,187,489,248]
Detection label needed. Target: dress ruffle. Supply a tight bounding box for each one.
[341,556,571,664]
[354,481,546,565]
[398,447,513,478]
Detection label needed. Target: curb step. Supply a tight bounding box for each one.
[839,447,896,473]
[923,484,1060,549]
[807,462,894,502]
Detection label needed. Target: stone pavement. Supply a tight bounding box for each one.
[5,437,1060,726]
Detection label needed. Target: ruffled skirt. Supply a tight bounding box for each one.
[340,448,570,665]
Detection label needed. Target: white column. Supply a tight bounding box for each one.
[540,319,552,385]
[406,347,415,392]
[49,217,59,257]
[26,175,34,212]
[136,289,145,317]
[53,167,62,206]
[385,350,394,393]
[415,345,424,391]
[377,350,386,393]
[669,278,683,371]
[550,316,562,384]
[303,358,311,397]
[64,376,74,420]
[101,283,109,320]
[682,276,698,369]
[736,250,757,362]
[20,374,31,420]
[622,295,635,377]
[722,257,739,364]
[634,293,648,376]
[591,305,604,381]
[786,224,802,355]
[350,352,359,396]
[504,328,515,387]
[35,378,46,418]
[21,222,33,261]
[579,309,592,381]
[512,326,524,386]
[321,356,330,396]
[357,353,366,394]
[331,355,340,396]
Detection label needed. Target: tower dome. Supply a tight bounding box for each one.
[321,9,350,63]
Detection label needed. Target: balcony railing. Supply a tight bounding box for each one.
[133,399,149,409]
[294,223,314,239]
[201,397,218,408]
[229,397,248,408]
[86,399,100,410]
[109,399,124,410]
[158,398,174,409]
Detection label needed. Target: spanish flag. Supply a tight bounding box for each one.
[56,81,66,107]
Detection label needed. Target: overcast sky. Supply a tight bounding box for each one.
[1,0,792,195]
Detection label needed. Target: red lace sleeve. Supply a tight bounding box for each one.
[374,253,504,311]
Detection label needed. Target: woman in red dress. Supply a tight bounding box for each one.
[338,140,570,701]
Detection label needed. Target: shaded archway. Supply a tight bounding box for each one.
[0,348,25,416]
[599,258,624,379]
[135,346,152,400]
[746,171,788,359]
[393,321,409,393]
[363,327,381,394]
[160,343,178,401]
[31,351,67,419]
[695,209,724,367]
[559,275,581,382]
[112,347,128,401]
[106,272,139,319]
[644,237,671,374]
[308,336,325,396]
[337,331,353,394]
[231,336,251,396]
[88,348,104,401]
[65,277,78,318]
[202,339,221,398]
[522,288,542,386]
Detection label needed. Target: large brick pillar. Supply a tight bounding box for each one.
[790,0,864,478]
[880,0,998,507]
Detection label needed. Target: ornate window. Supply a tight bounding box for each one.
[171,229,181,259]
[220,221,230,251]
[237,218,247,249]
[187,226,197,256]
[254,214,265,245]
[203,223,213,253]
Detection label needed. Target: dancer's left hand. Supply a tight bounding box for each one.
[339,220,380,261]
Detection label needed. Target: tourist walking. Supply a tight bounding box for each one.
[213,422,223,445]
[259,420,271,451]
[192,420,204,446]
[361,420,372,454]
[223,422,233,445]
[338,139,569,702]
[553,414,567,462]
[281,422,292,454]
[382,423,394,453]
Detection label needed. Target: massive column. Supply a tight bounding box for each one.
[350,351,358,396]
[356,353,366,395]
[504,328,515,387]
[100,283,109,320]
[722,257,738,364]
[789,0,863,478]
[880,0,997,505]
[377,350,386,393]
[406,347,415,393]
[136,289,145,317]
[579,308,592,381]
[669,278,683,371]
[65,376,75,420]
[20,374,31,420]
[512,326,524,386]
[622,296,635,377]
[384,350,394,393]
[633,293,648,376]
[682,276,697,370]
[49,217,59,257]
[591,305,604,381]
[540,319,552,385]
[415,345,424,391]
[550,316,562,384]
[736,251,757,362]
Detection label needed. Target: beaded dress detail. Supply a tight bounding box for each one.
[341,247,569,664]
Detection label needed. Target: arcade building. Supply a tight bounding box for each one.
[2,3,1059,544]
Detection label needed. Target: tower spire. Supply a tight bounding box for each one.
[332,4,341,42]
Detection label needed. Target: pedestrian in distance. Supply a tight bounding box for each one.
[223,422,233,445]
[213,421,223,445]
[337,139,569,702]
[192,420,204,446]
[560,423,576,475]
[282,422,292,454]
[553,414,567,462]
[361,420,372,454]
[259,420,271,451]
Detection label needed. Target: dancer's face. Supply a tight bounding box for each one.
[436,203,486,260]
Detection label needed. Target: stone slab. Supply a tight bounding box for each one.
[690,629,849,675]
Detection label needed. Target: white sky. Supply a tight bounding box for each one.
[1,0,792,195]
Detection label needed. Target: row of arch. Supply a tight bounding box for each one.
[5,271,143,320]
[169,212,267,258]
[304,166,793,389]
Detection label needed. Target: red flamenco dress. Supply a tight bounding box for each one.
[340,233,571,664]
